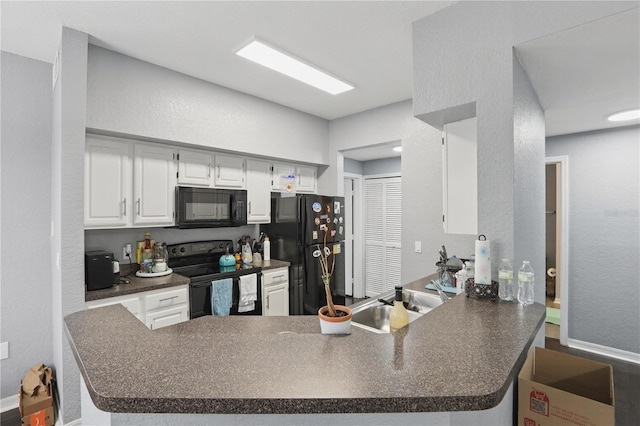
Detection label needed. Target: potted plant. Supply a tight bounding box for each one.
[315,231,352,334]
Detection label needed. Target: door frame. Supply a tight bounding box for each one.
[344,173,364,298]
[545,155,569,346]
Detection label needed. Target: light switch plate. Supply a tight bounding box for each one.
[414,241,422,253]
[1,342,8,360]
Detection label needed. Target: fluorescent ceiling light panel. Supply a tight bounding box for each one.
[236,39,354,95]
[607,109,640,122]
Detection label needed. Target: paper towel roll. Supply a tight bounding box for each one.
[474,235,491,284]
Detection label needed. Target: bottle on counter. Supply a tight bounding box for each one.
[465,255,475,280]
[389,285,409,331]
[241,242,253,264]
[144,232,151,249]
[263,236,270,261]
[498,259,514,301]
[517,261,535,305]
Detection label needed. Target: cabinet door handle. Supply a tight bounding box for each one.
[248,201,251,214]
[208,163,211,178]
[266,295,269,309]
[273,274,285,280]
[159,296,179,303]
[123,198,127,217]
[217,164,221,179]
[136,198,141,215]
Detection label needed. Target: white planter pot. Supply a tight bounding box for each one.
[318,305,352,335]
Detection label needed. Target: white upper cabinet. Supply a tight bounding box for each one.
[246,159,272,224]
[177,148,213,187]
[271,162,296,192]
[271,162,317,194]
[85,135,132,228]
[296,165,317,194]
[214,154,246,188]
[133,143,176,226]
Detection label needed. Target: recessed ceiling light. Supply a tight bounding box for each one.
[393,146,402,152]
[607,109,640,122]
[236,38,354,95]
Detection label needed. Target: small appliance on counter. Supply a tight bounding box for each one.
[85,250,115,291]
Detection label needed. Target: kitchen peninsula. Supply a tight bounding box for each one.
[66,274,545,425]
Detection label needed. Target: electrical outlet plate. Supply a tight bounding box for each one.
[415,241,422,253]
[123,244,132,259]
[1,342,8,360]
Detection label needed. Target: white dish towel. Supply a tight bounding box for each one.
[238,273,258,313]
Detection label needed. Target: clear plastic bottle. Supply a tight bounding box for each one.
[466,255,475,280]
[517,261,535,305]
[498,259,514,301]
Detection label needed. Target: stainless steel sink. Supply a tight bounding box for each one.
[350,290,443,334]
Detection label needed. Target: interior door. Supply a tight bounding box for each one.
[364,177,401,297]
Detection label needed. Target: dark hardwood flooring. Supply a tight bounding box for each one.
[0,406,21,426]
[3,338,637,425]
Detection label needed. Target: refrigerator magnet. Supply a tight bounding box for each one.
[312,202,321,212]
[333,244,341,254]
[334,202,340,214]
[312,230,318,239]
[331,230,336,237]
[314,217,320,225]
[319,224,327,231]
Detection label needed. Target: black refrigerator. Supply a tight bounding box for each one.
[261,193,345,315]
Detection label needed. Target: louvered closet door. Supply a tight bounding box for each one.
[365,177,402,297]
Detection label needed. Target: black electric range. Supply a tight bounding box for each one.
[167,240,262,318]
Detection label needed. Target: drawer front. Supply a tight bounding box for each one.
[144,286,188,311]
[262,268,288,286]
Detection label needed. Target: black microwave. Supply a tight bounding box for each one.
[175,187,247,228]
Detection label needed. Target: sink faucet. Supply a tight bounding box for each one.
[430,280,451,303]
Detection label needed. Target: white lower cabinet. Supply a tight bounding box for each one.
[86,284,189,330]
[145,305,189,330]
[86,294,144,322]
[262,267,289,316]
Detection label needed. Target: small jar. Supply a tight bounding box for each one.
[144,232,151,249]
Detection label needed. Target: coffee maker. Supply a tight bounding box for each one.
[85,250,115,291]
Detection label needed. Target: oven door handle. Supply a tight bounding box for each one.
[191,281,214,288]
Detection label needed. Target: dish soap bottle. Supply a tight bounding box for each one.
[389,285,409,331]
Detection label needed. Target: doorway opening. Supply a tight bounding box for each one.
[545,156,569,345]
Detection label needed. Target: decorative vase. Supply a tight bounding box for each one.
[318,305,352,334]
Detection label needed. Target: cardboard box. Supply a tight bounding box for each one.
[20,406,54,426]
[19,364,54,426]
[518,347,614,426]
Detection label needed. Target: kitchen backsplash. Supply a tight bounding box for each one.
[85,225,260,262]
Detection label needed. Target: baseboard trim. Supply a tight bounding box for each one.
[568,338,640,365]
[1,394,19,412]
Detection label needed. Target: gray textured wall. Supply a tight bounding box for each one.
[546,126,640,353]
[87,46,329,166]
[0,52,53,399]
[343,158,363,175]
[412,1,632,292]
[363,157,401,176]
[51,27,88,423]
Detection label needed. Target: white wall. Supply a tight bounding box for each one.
[0,52,53,399]
[86,46,329,166]
[546,125,640,353]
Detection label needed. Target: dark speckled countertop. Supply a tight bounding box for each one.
[85,259,290,302]
[67,273,545,415]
